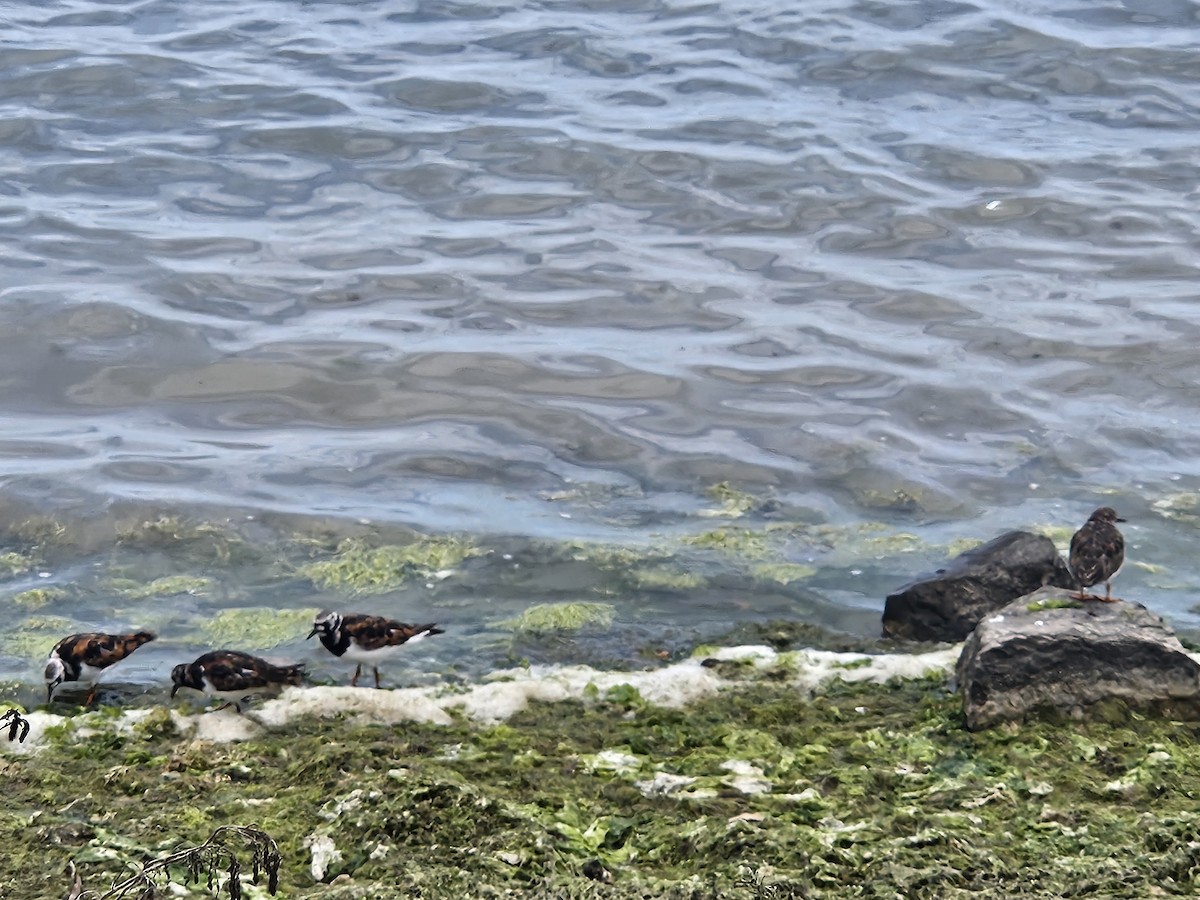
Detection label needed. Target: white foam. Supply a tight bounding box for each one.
[1,645,960,750]
[306,833,341,882]
[0,710,65,754]
[251,686,454,729]
[635,772,697,797]
[720,759,772,795]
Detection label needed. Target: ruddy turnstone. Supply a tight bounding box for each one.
[307,610,444,688]
[170,650,306,712]
[45,630,156,705]
[1069,506,1126,602]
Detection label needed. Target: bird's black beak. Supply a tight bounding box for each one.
[1117,517,1127,522]
[170,683,180,698]
[46,685,54,703]
[306,626,319,639]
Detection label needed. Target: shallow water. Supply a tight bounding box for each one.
[2,0,1200,695]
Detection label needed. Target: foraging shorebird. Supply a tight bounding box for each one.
[170,650,305,712]
[307,610,443,688]
[1068,507,1126,602]
[45,631,156,705]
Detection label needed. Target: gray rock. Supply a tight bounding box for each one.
[882,531,1074,642]
[957,587,1200,730]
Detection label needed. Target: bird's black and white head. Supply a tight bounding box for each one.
[1088,507,1125,525]
[307,610,343,640]
[170,663,195,698]
[44,656,67,701]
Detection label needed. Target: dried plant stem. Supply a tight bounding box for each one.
[70,825,280,900]
[1,708,30,743]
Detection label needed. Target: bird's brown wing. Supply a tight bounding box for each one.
[1070,524,1124,584]
[1094,527,1124,580]
[205,653,274,691]
[78,632,153,669]
[346,615,436,651]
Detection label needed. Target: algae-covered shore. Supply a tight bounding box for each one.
[6,649,1200,899]
[4,501,1200,897]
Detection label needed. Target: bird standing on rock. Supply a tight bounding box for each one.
[1068,507,1126,602]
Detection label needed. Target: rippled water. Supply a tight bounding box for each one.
[2,0,1200,695]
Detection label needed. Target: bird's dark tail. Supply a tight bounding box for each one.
[117,631,156,655]
[275,663,306,686]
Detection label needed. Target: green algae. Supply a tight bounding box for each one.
[300,536,481,595]
[11,677,1200,898]
[630,566,705,591]
[10,587,68,609]
[682,527,772,558]
[1152,492,1200,524]
[700,482,762,518]
[830,657,871,670]
[500,602,616,633]
[945,537,984,557]
[853,485,925,512]
[860,531,921,554]
[1036,523,1076,551]
[7,615,75,661]
[198,607,319,650]
[750,562,816,585]
[1132,561,1167,575]
[115,574,215,600]
[0,551,37,579]
[562,541,660,569]
[116,515,256,564]
[1027,596,1084,612]
[8,517,67,549]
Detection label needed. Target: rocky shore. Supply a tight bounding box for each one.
[7,638,1200,899]
[6,512,1200,898]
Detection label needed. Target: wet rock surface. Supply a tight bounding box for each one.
[957,587,1200,730]
[882,531,1075,642]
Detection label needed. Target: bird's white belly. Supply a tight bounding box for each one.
[201,678,274,701]
[341,642,411,663]
[76,663,106,685]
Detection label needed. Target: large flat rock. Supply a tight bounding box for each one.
[883,531,1075,642]
[956,587,1200,730]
